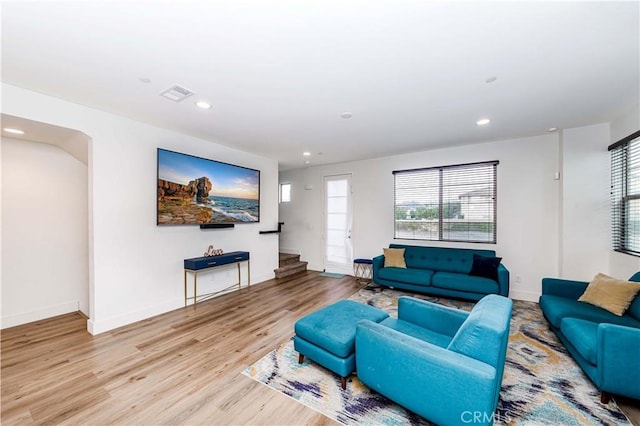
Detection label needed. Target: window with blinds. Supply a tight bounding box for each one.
[393,161,498,243]
[609,130,640,256]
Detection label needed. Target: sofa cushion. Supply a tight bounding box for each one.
[628,295,640,321]
[390,244,496,274]
[377,267,433,286]
[539,295,640,329]
[432,272,499,295]
[626,272,640,321]
[380,317,452,348]
[469,254,502,281]
[560,318,598,365]
[383,248,406,268]
[578,273,640,316]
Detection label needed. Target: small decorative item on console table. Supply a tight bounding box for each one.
[184,251,250,308]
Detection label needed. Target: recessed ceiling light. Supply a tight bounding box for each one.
[195,101,212,109]
[476,118,491,126]
[341,112,353,119]
[304,160,310,164]
[303,152,311,156]
[548,127,558,132]
[3,128,24,134]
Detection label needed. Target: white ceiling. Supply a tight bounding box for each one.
[1,1,638,170]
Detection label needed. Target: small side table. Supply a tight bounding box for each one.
[353,258,373,283]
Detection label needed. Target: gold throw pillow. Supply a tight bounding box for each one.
[383,248,406,268]
[578,273,640,316]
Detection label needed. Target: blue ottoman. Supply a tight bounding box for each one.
[294,300,389,389]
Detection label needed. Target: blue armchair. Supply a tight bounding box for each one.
[355,295,513,426]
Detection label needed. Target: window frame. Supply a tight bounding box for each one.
[393,160,498,244]
[279,182,291,203]
[609,129,640,256]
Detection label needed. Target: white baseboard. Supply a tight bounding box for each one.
[87,275,275,335]
[509,289,540,302]
[87,298,183,335]
[307,263,324,272]
[1,300,79,329]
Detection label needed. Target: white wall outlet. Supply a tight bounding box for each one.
[515,275,522,284]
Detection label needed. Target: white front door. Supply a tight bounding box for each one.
[323,174,353,274]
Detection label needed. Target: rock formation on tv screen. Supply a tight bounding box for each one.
[157,177,215,224]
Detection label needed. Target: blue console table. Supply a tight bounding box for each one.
[184,251,250,307]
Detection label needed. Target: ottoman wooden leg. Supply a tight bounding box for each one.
[298,353,304,364]
[341,377,346,390]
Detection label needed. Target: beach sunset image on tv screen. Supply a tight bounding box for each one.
[157,149,260,225]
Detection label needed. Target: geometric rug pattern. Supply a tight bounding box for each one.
[243,285,631,425]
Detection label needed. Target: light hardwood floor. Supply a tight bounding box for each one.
[2,272,639,425]
[2,272,362,425]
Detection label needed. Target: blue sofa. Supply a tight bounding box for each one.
[372,244,509,301]
[356,295,513,425]
[539,273,640,402]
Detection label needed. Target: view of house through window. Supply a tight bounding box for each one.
[393,161,498,243]
[610,130,640,255]
[280,183,291,203]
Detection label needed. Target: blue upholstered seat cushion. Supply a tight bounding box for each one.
[379,317,453,348]
[432,272,499,294]
[377,267,433,286]
[560,317,598,365]
[294,300,389,358]
[539,295,640,329]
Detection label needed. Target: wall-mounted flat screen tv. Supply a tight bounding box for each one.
[157,148,260,225]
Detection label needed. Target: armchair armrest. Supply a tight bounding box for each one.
[541,277,588,300]
[597,323,640,399]
[356,320,498,426]
[398,296,469,337]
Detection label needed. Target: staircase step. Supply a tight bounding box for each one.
[279,253,301,267]
[274,261,308,279]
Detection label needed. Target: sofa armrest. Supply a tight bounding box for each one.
[372,254,385,272]
[372,254,385,282]
[356,320,498,426]
[597,324,640,399]
[398,296,469,337]
[497,264,510,297]
[541,277,588,299]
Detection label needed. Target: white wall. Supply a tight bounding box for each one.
[1,138,89,327]
[1,83,279,334]
[560,123,610,281]
[280,134,561,301]
[609,104,640,278]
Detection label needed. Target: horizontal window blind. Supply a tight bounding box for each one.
[610,130,640,256]
[393,161,498,243]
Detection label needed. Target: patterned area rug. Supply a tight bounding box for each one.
[243,286,631,425]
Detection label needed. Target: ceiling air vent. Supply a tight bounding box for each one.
[160,85,195,102]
